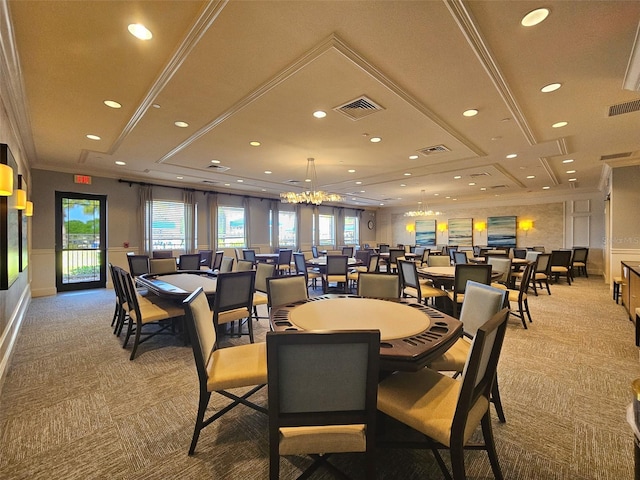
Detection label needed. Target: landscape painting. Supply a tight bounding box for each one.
[448,218,472,246]
[415,220,436,246]
[487,216,517,248]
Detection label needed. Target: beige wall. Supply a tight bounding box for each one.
[609,166,640,284]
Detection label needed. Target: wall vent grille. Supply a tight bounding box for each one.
[207,164,230,172]
[600,152,633,161]
[418,145,450,156]
[333,95,384,120]
[608,99,640,116]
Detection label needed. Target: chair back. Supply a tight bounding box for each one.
[183,288,217,390]
[179,254,201,271]
[572,247,588,263]
[277,249,293,267]
[453,251,468,265]
[428,255,451,267]
[398,259,419,290]
[473,246,482,256]
[452,308,510,443]
[414,246,425,256]
[127,255,149,276]
[198,250,214,269]
[326,255,348,276]
[213,271,255,317]
[342,246,354,257]
[513,249,527,259]
[266,330,380,476]
[487,257,512,284]
[149,258,177,274]
[420,248,430,266]
[367,254,380,273]
[267,275,309,308]
[458,281,507,338]
[550,250,572,268]
[448,249,457,263]
[109,264,127,311]
[292,252,307,275]
[378,244,390,254]
[237,259,254,271]
[255,262,276,293]
[355,249,370,266]
[525,251,540,262]
[535,253,551,274]
[453,264,492,294]
[117,267,142,321]
[243,249,257,263]
[311,245,319,258]
[219,256,234,273]
[152,249,173,259]
[212,251,224,271]
[388,248,404,265]
[515,262,534,298]
[357,273,400,299]
[532,246,545,252]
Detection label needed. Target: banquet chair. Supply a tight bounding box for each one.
[428,255,451,267]
[236,259,255,271]
[387,248,405,274]
[293,252,320,292]
[152,249,173,259]
[530,252,552,295]
[571,247,589,277]
[419,248,430,266]
[109,263,126,330]
[267,275,309,308]
[342,246,354,257]
[453,251,468,265]
[492,262,534,328]
[178,254,202,271]
[447,264,492,318]
[118,267,184,360]
[513,248,527,259]
[357,273,400,299]
[198,250,213,269]
[322,255,349,293]
[398,259,446,305]
[149,258,177,274]
[182,287,267,455]
[211,251,224,272]
[550,250,572,285]
[219,256,234,273]
[378,307,510,480]
[276,249,293,275]
[378,244,390,254]
[127,254,149,277]
[429,281,508,422]
[213,271,256,343]
[266,330,380,480]
[488,257,512,288]
[253,262,275,321]
[242,248,257,266]
[348,253,379,291]
[311,245,319,258]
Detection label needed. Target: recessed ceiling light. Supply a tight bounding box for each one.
[313,110,326,118]
[480,187,487,191]
[355,181,362,185]
[176,176,183,179]
[352,197,356,201]
[541,83,562,93]
[348,169,356,173]
[264,170,272,174]
[261,189,267,192]
[86,134,101,140]
[409,155,419,160]
[552,121,568,128]
[566,170,576,174]
[250,141,261,146]
[434,193,439,196]
[404,173,411,176]
[463,109,479,117]
[115,161,126,166]
[454,175,462,179]
[563,159,574,163]
[370,137,382,143]
[506,153,517,159]
[452,198,457,201]
[237,179,243,183]
[568,178,577,182]
[542,186,550,190]
[211,159,221,164]
[379,203,385,206]
[224,183,230,186]
[174,121,189,128]
[152,103,161,109]
[526,175,536,179]
[360,190,365,193]
[521,8,550,27]
[468,182,476,186]
[128,23,153,40]
[445,196,451,199]
[400,184,407,187]
[104,100,121,109]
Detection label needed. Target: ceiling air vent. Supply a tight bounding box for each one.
[489,185,507,190]
[418,145,450,156]
[207,164,230,172]
[285,179,301,184]
[608,99,640,116]
[469,172,491,178]
[202,180,218,184]
[333,95,384,121]
[600,152,633,161]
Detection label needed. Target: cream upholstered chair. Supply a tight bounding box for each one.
[322,255,349,293]
[429,281,508,422]
[253,262,275,320]
[213,270,256,343]
[152,249,173,258]
[386,248,405,274]
[178,253,202,271]
[447,264,492,318]
[149,257,177,274]
[550,250,572,285]
[183,287,267,455]
[348,254,379,291]
[398,259,446,305]
[529,252,551,295]
[266,275,309,309]
[236,259,254,271]
[117,267,184,360]
[267,330,380,480]
[378,307,510,480]
[219,256,234,273]
[341,246,354,257]
[492,262,534,329]
[427,255,451,267]
[488,257,512,288]
[571,247,589,277]
[357,272,400,299]
[276,249,293,275]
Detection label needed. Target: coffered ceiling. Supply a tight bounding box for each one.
[4,0,640,208]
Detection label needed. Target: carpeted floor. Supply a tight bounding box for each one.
[0,275,637,479]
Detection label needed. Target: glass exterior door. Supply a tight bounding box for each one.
[55,192,107,291]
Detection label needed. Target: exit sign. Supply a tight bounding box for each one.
[74,174,92,185]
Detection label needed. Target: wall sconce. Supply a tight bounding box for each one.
[15,188,27,210]
[25,201,34,217]
[474,221,486,232]
[437,222,448,232]
[0,163,13,196]
[406,223,415,233]
[519,219,534,231]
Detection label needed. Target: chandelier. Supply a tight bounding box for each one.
[404,189,442,217]
[280,158,343,205]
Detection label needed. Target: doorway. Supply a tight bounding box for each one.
[55,192,107,292]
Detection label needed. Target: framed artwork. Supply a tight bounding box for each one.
[18,174,28,272]
[0,143,20,290]
[448,218,472,246]
[487,216,517,248]
[415,219,436,246]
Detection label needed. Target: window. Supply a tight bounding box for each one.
[278,211,297,247]
[344,215,359,245]
[150,200,196,250]
[318,214,335,246]
[217,206,245,247]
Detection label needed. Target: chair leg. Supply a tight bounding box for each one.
[491,379,507,423]
[517,299,527,329]
[189,390,212,455]
[449,438,467,480]
[481,412,504,480]
[524,298,532,323]
[129,320,142,360]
